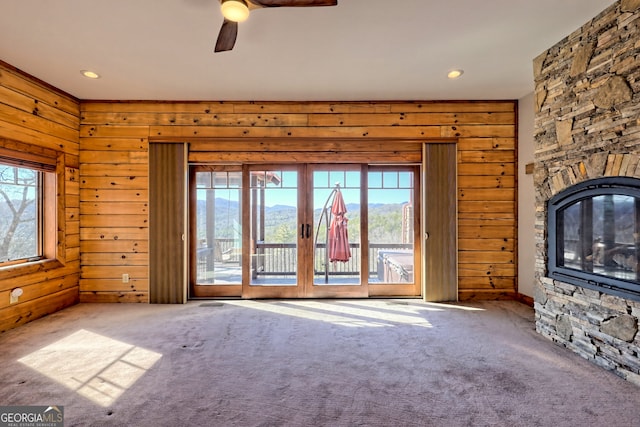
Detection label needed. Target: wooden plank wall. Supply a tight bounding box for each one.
[79,101,517,302]
[0,62,80,332]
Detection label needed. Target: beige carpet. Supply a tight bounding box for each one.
[0,299,639,426]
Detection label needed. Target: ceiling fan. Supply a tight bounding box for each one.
[215,0,338,52]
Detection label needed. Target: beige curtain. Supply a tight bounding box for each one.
[423,143,458,301]
[149,143,187,303]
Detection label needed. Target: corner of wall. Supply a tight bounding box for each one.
[518,92,535,298]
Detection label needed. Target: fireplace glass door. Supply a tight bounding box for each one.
[560,194,640,281]
[548,177,640,301]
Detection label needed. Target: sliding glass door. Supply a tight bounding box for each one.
[190,164,420,299]
[243,166,303,298]
[307,165,366,297]
[190,165,243,298]
[367,166,421,297]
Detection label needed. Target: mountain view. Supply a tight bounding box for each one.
[197,198,411,244]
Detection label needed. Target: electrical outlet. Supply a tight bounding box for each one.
[122,273,130,283]
[10,288,23,304]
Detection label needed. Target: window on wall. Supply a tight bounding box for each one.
[0,164,41,263]
[0,142,58,268]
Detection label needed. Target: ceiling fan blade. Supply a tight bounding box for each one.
[249,0,337,7]
[214,19,238,52]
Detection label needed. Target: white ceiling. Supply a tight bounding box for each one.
[0,0,615,101]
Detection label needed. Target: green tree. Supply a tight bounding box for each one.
[270,223,296,243]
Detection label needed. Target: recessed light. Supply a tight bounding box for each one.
[447,69,464,79]
[81,70,100,79]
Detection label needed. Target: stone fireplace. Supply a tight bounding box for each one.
[534,0,640,386]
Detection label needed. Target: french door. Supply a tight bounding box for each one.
[189,163,420,299]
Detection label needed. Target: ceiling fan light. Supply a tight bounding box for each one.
[221,0,250,22]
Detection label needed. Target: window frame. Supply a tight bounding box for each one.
[0,139,64,277]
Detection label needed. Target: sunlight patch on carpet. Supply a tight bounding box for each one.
[422,302,486,311]
[344,299,485,312]
[225,300,436,328]
[18,329,162,407]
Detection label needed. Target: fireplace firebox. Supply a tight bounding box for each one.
[548,177,640,301]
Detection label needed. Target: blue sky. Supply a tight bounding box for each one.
[197,169,414,207]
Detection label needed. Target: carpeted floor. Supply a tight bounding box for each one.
[1,299,639,426]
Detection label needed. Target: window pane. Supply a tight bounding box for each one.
[398,172,413,188]
[313,169,360,286]
[196,172,210,188]
[369,172,382,188]
[279,171,297,189]
[195,171,242,284]
[383,171,398,188]
[315,171,329,188]
[368,170,414,284]
[251,170,297,286]
[0,164,40,262]
[212,172,227,187]
[345,171,360,188]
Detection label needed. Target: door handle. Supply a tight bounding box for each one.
[306,224,311,239]
[301,224,305,239]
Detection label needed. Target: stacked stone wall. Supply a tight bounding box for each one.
[534,0,640,385]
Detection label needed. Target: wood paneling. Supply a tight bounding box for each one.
[0,62,80,332]
[79,100,516,302]
[78,129,150,303]
[2,65,516,319]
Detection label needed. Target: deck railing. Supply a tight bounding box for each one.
[198,239,411,278]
